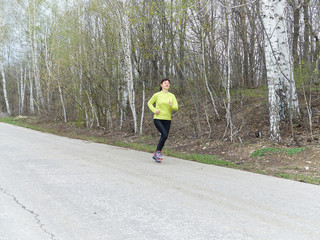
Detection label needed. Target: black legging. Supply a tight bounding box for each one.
[154,119,171,151]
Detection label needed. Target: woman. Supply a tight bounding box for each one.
[147,78,178,163]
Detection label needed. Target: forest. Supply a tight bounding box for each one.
[0,0,319,144]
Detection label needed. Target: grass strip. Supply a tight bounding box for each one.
[277,172,320,185]
[250,147,306,157]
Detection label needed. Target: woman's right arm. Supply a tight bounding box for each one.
[147,93,157,113]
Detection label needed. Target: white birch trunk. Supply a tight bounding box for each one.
[262,1,282,142]
[17,66,26,115]
[117,52,125,130]
[225,22,233,142]
[17,68,21,114]
[261,0,299,142]
[19,65,26,114]
[107,89,113,130]
[57,78,67,123]
[120,83,128,130]
[28,66,34,114]
[28,0,44,112]
[86,90,97,128]
[29,66,35,114]
[0,64,11,115]
[85,106,89,128]
[119,0,137,133]
[44,20,51,111]
[139,81,145,135]
[44,24,67,123]
[79,66,84,122]
[78,6,84,126]
[202,29,220,118]
[222,5,234,142]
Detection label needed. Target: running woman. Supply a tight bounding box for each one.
[147,78,178,163]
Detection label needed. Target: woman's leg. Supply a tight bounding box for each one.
[154,119,171,151]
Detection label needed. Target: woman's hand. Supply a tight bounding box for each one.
[156,110,160,115]
[169,101,172,107]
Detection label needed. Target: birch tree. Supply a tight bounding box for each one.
[44,20,67,122]
[261,0,300,142]
[18,64,26,114]
[28,64,35,114]
[4,0,320,142]
[0,63,11,115]
[27,0,45,111]
[0,2,11,115]
[119,0,138,133]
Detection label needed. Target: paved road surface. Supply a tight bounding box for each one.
[0,122,320,240]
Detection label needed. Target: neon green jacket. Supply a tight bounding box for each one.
[147,91,178,120]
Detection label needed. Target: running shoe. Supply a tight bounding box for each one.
[152,151,162,163]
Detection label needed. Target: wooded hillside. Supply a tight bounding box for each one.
[0,0,319,143]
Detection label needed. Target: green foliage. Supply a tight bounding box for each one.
[163,150,236,167]
[285,147,306,155]
[0,117,49,133]
[277,173,320,185]
[116,142,155,153]
[277,173,291,179]
[250,147,281,157]
[250,147,306,157]
[72,120,85,128]
[294,61,319,90]
[230,86,268,98]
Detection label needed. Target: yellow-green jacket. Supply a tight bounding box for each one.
[147,91,178,120]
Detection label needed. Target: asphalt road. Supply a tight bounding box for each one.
[0,122,320,240]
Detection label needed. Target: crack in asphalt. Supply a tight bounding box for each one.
[0,186,57,240]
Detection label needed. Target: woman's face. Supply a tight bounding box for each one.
[161,80,170,91]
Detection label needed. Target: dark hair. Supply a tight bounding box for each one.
[160,78,170,91]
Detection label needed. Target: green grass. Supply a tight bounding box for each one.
[255,169,267,175]
[285,147,306,155]
[250,147,281,157]
[116,141,155,152]
[163,150,236,167]
[250,147,306,157]
[277,173,320,185]
[277,172,292,179]
[0,117,47,132]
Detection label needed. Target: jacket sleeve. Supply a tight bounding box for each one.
[147,93,157,114]
[171,95,178,112]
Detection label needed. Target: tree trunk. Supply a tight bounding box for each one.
[291,0,301,69]
[0,63,11,115]
[239,1,250,87]
[223,2,234,142]
[225,15,233,142]
[261,0,300,142]
[139,81,145,135]
[120,0,137,133]
[28,66,35,114]
[28,0,44,111]
[57,77,67,123]
[201,29,219,118]
[303,0,310,61]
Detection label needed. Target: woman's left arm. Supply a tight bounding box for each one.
[171,95,178,111]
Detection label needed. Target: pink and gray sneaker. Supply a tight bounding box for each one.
[152,151,163,163]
